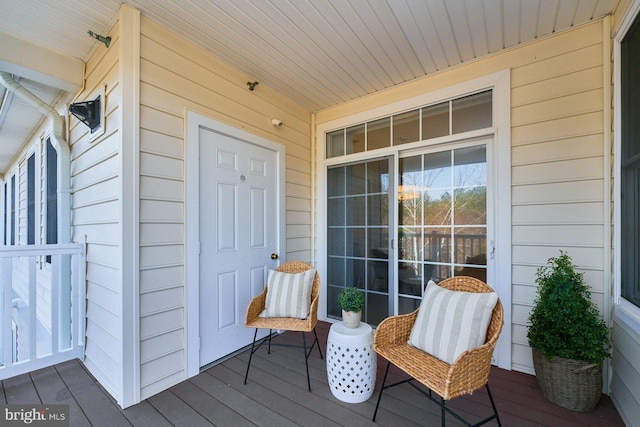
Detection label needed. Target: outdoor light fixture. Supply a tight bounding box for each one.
[247,81,259,91]
[69,95,101,133]
[88,30,111,48]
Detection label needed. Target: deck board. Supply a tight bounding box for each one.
[0,322,626,426]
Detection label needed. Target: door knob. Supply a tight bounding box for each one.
[271,253,278,260]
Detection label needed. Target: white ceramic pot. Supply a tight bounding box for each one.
[342,310,362,328]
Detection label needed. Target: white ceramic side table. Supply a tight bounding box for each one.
[326,321,376,403]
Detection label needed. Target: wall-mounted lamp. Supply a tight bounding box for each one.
[247,81,259,91]
[271,118,283,127]
[88,30,111,48]
[70,96,102,132]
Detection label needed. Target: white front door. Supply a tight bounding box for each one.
[198,127,280,367]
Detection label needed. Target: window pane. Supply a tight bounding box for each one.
[326,130,344,158]
[367,194,388,225]
[425,151,452,189]
[423,227,451,263]
[393,109,420,145]
[367,228,388,256]
[346,163,366,195]
[327,167,345,197]
[327,257,345,286]
[346,228,365,257]
[365,292,388,325]
[328,228,345,256]
[346,196,365,226]
[452,90,492,134]
[454,188,486,225]
[399,261,422,296]
[368,260,388,292]
[346,258,365,288]
[399,227,422,261]
[367,118,391,150]
[366,160,389,193]
[346,124,365,154]
[454,145,486,187]
[422,102,449,139]
[327,198,345,226]
[454,227,487,264]
[424,189,452,226]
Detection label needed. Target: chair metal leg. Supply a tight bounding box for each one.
[302,331,311,392]
[268,329,273,354]
[313,327,323,360]
[372,361,391,422]
[244,328,259,385]
[486,383,501,427]
[440,396,446,427]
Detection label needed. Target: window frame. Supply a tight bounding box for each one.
[315,70,512,369]
[615,0,640,327]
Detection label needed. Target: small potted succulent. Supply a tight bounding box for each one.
[338,286,365,328]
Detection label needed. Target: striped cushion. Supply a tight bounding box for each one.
[259,269,315,319]
[408,281,498,365]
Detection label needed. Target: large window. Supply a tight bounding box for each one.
[27,153,36,245]
[46,139,57,262]
[621,12,640,308]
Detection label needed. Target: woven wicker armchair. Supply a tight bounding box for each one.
[244,261,323,391]
[372,276,504,426]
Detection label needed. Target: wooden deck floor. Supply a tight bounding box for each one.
[1,321,625,426]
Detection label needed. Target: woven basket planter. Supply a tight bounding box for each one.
[532,347,602,412]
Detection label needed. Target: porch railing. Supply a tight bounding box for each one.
[0,243,85,380]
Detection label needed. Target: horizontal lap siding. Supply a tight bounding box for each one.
[510,24,605,374]
[138,17,311,400]
[69,22,122,400]
[316,20,607,376]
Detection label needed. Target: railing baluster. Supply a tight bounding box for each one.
[0,243,84,379]
[2,258,14,367]
[51,254,59,354]
[29,255,37,362]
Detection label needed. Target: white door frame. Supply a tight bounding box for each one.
[185,111,286,377]
[315,70,511,370]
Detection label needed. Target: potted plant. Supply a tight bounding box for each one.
[338,286,365,328]
[527,251,611,411]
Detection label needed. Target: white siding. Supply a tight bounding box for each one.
[137,17,312,400]
[69,16,122,401]
[316,20,609,376]
[510,26,606,373]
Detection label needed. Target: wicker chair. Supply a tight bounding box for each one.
[244,261,323,391]
[372,276,504,426]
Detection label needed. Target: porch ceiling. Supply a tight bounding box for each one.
[0,0,619,175]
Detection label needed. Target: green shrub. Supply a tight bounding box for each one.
[338,287,365,313]
[527,251,611,364]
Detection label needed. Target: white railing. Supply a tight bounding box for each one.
[0,243,85,379]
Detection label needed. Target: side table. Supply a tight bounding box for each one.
[326,321,376,403]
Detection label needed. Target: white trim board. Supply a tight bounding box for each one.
[184,111,286,378]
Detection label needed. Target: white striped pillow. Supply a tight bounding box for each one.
[408,281,498,365]
[259,269,315,319]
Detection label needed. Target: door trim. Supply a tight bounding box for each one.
[185,111,285,377]
[315,70,511,370]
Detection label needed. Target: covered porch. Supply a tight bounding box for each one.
[1,322,623,426]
